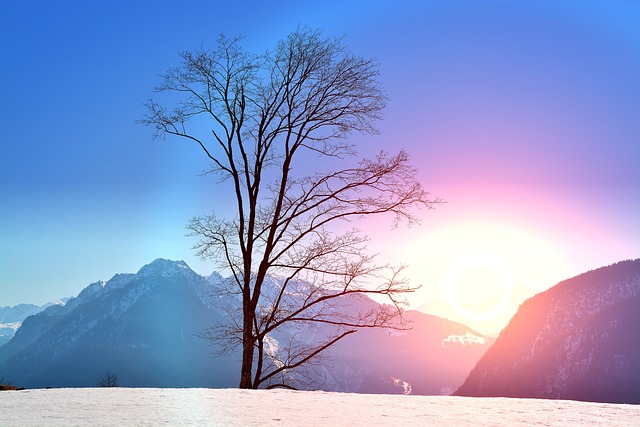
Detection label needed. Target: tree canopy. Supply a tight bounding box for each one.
[142,27,440,389]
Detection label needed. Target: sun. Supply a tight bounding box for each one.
[444,252,514,322]
[366,216,573,334]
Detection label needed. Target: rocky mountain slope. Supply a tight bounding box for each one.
[0,259,492,392]
[455,259,640,404]
[0,299,70,346]
[0,259,237,388]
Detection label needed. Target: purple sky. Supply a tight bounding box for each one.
[1,0,639,331]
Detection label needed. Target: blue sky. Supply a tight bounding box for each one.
[1,1,639,332]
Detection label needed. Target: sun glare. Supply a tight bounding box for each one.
[444,252,514,322]
[366,215,576,334]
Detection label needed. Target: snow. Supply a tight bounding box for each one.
[1,388,638,426]
[442,332,487,346]
[390,376,412,395]
[0,322,21,332]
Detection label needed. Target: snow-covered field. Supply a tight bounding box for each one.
[1,388,638,426]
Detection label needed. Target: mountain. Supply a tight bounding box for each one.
[0,259,238,388]
[455,259,640,404]
[0,259,492,392]
[0,299,71,347]
[320,308,493,395]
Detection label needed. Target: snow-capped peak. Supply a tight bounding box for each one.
[137,258,192,278]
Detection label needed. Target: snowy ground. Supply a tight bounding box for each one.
[1,388,638,426]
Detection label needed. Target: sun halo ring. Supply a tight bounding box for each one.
[444,252,514,322]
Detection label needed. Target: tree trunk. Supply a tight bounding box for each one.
[239,306,255,388]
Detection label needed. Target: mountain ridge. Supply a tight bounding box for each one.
[0,258,492,393]
[455,258,640,404]
[0,299,72,347]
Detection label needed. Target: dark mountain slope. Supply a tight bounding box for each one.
[455,259,640,404]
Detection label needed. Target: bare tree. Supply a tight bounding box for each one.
[97,371,118,387]
[141,27,440,389]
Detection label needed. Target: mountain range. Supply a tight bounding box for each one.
[0,259,492,393]
[0,299,70,347]
[5,257,638,402]
[455,259,640,404]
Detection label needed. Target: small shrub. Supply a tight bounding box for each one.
[97,371,118,387]
[0,377,24,391]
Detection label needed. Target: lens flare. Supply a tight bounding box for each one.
[445,252,514,322]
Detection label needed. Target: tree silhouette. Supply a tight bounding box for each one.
[97,371,118,387]
[141,27,440,389]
